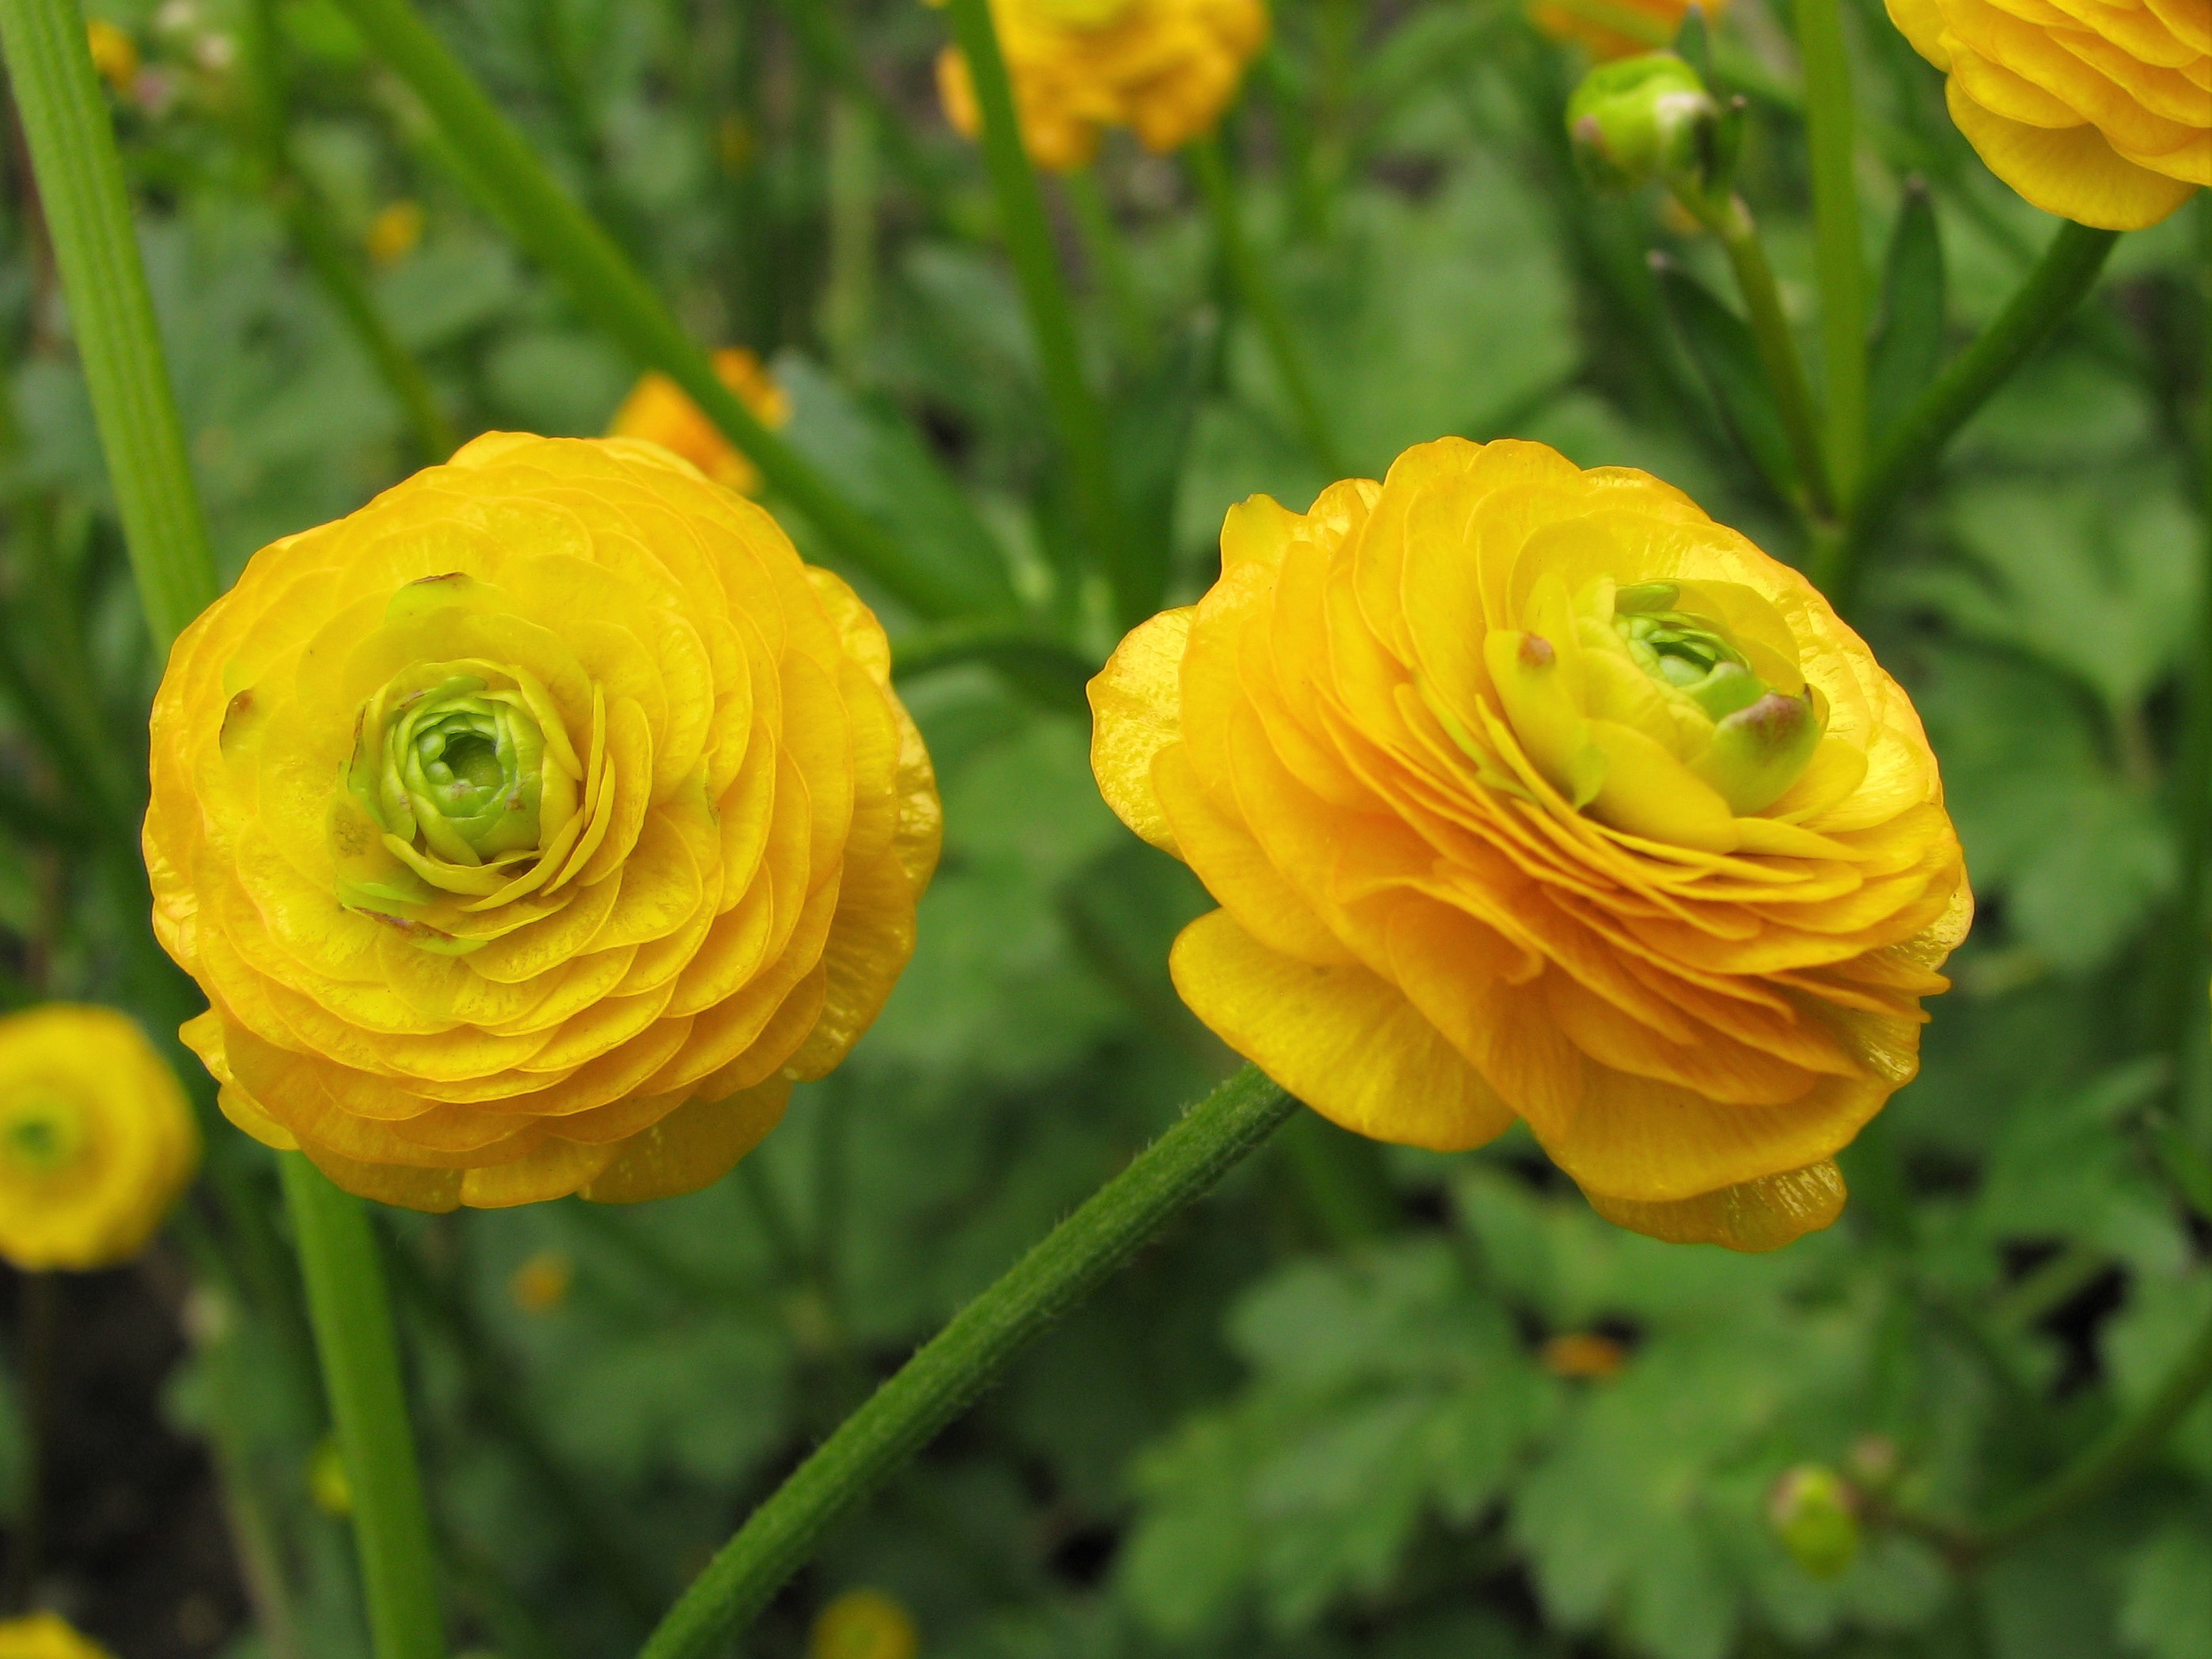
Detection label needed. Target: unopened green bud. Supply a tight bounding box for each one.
[1567,54,1724,196]
[1769,1465,1859,1580]
[1698,687,1823,814]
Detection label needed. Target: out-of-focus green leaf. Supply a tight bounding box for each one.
[1868,182,1946,444]
[1651,252,1800,504]
[2119,1520,2212,1659]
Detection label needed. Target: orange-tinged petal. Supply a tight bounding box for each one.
[1584,1160,1847,1251]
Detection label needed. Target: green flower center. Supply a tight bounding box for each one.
[1611,582,1766,720]
[2,1095,83,1176]
[351,674,548,867]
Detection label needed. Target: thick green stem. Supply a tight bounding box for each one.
[1792,0,1865,499]
[1188,133,1349,479]
[1829,218,2120,602]
[280,1156,446,1659]
[636,1067,1298,1659]
[0,0,217,648]
[1703,192,1834,518]
[324,0,977,621]
[940,0,1135,621]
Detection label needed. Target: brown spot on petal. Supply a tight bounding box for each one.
[1519,632,1557,669]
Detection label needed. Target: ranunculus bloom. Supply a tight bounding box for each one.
[149,434,939,1211]
[0,1614,116,1659]
[0,1005,198,1273]
[1888,0,2207,229]
[606,347,791,498]
[1532,0,1730,63]
[935,0,1269,173]
[1091,438,1970,1251]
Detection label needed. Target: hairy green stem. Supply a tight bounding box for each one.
[1827,218,2120,602]
[637,1067,1298,1658]
[1792,0,1865,499]
[325,0,977,621]
[1189,133,1348,479]
[0,0,216,647]
[940,0,1135,621]
[1702,192,1834,518]
[281,1156,446,1659]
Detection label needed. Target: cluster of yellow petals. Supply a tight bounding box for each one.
[0,1615,115,1659]
[0,1004,198,1274]
[935,0,1269,172]
[1531,0,1728,63]
[606,347,791,499]
[1092,439,1970,1251]
[147,434,939,1212]
[1888,0,2208,228]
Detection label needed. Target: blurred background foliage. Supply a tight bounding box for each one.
[0,0,2206,1655]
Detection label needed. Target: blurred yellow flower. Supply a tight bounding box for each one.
[85,20,138,95]
[366,199,424,266]
[935,0,1269,172]
[309,1435,353,1517]
[608,348,791,499]
[1541,1331,1628,1377]
[810,1589,920,1659]
[509,1247,574,1312]
[1531,0,1727,63]
[147,434,940,1211]
[0,1615,114,1659]
[0,1004,198,1273]
[1888,0,2207,228]
[1091,438,1969,1251]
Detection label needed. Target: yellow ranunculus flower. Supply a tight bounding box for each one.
[1888,0,2207,229]
[608,348,791,499]
[1532,0,1729,63]
[85,21,138,96]
[810,1589,920,1659]
[0,1615,115,1659]
[1091,438,1970,1251]
[0,1004,199,1273]
[147,434,940,1212]
[935,0,1269,173]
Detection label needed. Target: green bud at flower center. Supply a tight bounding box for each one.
[1611,583,1765,721]
[2,1095,83,1175]
[351,674,548,867]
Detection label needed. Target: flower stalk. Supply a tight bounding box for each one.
[637,1067,1297,1659]
[1703,192,1836,518]
[281,1158,446,1659]
[1791,0,1866,499]
[1188,132,1349,479]
[939,0,1137,622]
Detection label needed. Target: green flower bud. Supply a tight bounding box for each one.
[347,673,548,867]
[1567,54,1724,196]
[1768,1464,1859,1580]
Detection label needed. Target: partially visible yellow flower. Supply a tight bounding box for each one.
[1091,438,1969,1252]
[1542,1331,1628,1378]
[85,20,138,95]
[146,434,940,1211]
[935,0,1269,172]
[366,199,425,266]
[810,1589,920,1659]
[0,1615,114,1659]
[0,1005,198,1273]
[1888,0,2207,229]
[608,349,791,499]
[509,1247,573,1312]
[1532,0,1727,63]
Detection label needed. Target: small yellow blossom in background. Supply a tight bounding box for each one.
[607,348,791,498]
[1541,1331,1628,1378]
[366,199,425,266]
[1531,0,1727,63]
[934,0,1269,173]
[0,1005,199,1273]
[0,1615,115,1659]
[147,434,940,1211]
[810,1589,920,1659]
[309,1435,354,1516]
[1091,438,1969,1252]
[509,1247,574,1312]
[1887,0,2207,229]
[85,20,138,93]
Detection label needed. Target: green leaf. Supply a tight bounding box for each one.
[1650,252,1798,503]
[2119,1520,2212,1659]
[1867,180,1945,444]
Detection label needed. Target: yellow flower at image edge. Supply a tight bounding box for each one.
[1532,0,1730,64]
[0,1005,198,1273]
[935,0,1269,172]
[1091,438,1970,1251]
[1888,0,2207,230]
[608,348,790,498]
[0,1613,116,1659]
[147,433,940,1212]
